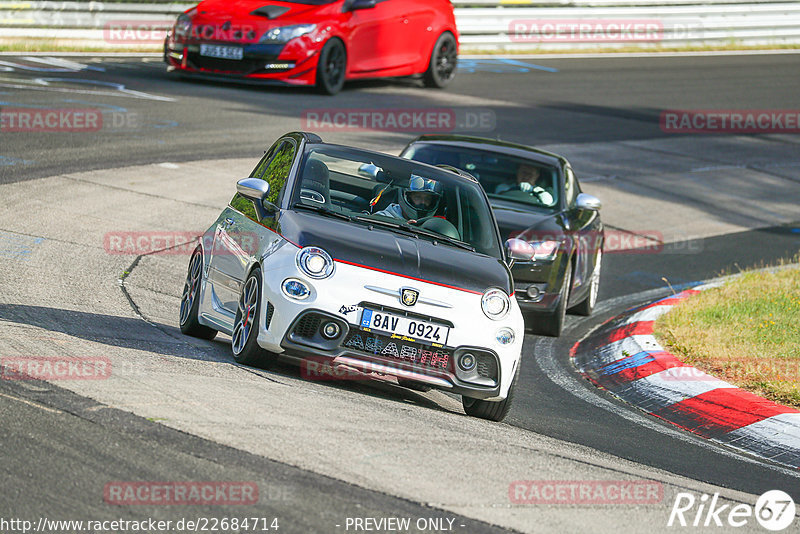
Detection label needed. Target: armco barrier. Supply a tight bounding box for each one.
[1,1,799,50]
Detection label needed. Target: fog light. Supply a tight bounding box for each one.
[458,352,477,372]
[282,278,310,300]
[496,328,515,345]
[322,321,341,340]
[526,285,540,299]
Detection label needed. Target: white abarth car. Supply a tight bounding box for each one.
[179,132,528,421]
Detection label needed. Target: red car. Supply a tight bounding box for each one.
[164,0,459,94]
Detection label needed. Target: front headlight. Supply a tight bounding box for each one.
[296,247,334,279]
[174,13,193,38]
[482,288,510,321]
[260,24,316,44]
[530,240,561,261]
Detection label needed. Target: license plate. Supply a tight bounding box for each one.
[200,44,243,60]
[359,309,449,346]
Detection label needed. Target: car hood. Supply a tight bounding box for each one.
[194,0,324,22]
[279,211,513,295]
[490,199,566,242]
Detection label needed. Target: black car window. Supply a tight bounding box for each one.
[404,144,559,210]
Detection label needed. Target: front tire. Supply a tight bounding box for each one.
[571,249,602,316]
[462,363,519,422]
[316,38,346,95]
[423,32,457,88]
[231,268,275,367]
[179,247,217,340]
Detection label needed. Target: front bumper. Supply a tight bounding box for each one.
[512,258,562,314]
[165,37,320,86]
[255,248,524,400]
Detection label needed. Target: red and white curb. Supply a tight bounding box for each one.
[572,284,800,469]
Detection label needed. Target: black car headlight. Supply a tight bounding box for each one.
[482,288,510,321]
[296,247,334,279]
[260,24,316,44]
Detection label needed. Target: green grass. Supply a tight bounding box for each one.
[654,266,800,408]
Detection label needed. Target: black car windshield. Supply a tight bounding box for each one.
[403,143,561,210]
[292,146,502,258]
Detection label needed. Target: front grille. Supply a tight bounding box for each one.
[187,54,266,74]
[476,353,498,380]
[293,314,321,340]
[342,330,452,372]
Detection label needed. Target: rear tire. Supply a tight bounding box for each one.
[572,249,602,317]
[462,363,519,422]
[231,268,276,367]
[179,247,217,340]
[316,38,346,95]
[423,32,457,88]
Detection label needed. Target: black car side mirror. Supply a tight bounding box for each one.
[575,193,602,211]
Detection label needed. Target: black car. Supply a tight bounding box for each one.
[401,135,603,336]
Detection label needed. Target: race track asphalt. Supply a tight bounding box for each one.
[1,52,799,532]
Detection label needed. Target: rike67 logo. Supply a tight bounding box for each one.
[668,490,796,531]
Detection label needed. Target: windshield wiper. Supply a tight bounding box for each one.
[352,216,419,237]
[354,216,476,252]
[293,203,353,222]
[408,226,476,252]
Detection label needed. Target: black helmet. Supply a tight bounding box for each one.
[400,174,442,220]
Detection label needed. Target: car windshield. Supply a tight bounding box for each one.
[292,146,502,258]
[403,143,561,210]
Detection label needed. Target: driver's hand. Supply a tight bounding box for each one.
[407,219,418,225]
[519,182,533,193]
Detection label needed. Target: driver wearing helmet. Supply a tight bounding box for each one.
[375,175,443,223]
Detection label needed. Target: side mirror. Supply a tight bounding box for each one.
[349,0,376,10]
[236,178,270,201]
[237,178,277,221]
[575,193,602,211]
[505,238,535,262]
